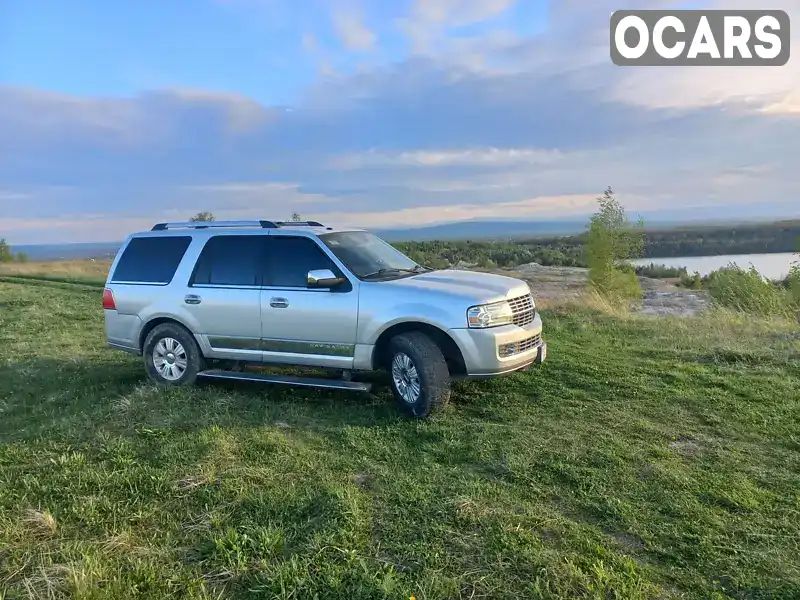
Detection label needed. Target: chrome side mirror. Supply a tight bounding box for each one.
[307,269,345,288]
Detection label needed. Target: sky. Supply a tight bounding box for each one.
[1,0,799,244]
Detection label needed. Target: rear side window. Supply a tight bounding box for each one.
[266,236,341,287]
[111,236,192,284]
[191,235,266,286]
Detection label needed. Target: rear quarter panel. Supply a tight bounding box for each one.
[103,233,207,349]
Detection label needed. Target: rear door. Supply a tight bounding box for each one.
[260,235,359,369]
[182,234,267,362]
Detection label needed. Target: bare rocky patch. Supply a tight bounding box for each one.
[640,290,711,318]
[484,263,711,318]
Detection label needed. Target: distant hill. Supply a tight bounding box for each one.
[9,214,798,260]
[375,219,587,241]
[376,213,800,242]
[10,220,590,259]
[13,242,121,261]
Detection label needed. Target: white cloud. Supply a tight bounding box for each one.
[300,33,338,77]
[181,181,338,206]
[1,193,602,241]
[312,192,655,229]
[398,0,519,53]
[406,0,518,28]
[609,0,800,114]
[330,147,564,169]
[611,64,800,114]
[0,190,29,201]
[332,8,377,50]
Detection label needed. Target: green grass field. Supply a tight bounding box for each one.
[1,279,799,599]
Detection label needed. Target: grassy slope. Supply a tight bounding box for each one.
[1,281,799,600]
[0,260,112,286]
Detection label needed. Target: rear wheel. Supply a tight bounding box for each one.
[143,323,205,386]
[387,332,451,418]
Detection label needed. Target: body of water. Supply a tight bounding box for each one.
[633,252,798,280]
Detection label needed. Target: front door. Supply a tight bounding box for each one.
[260,235,359,369]
[182,234,267,361]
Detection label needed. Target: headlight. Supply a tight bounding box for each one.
[466,301,514,328]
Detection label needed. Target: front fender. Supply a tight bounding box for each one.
[358,302,462,345]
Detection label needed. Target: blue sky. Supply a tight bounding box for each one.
[1,0,798,243]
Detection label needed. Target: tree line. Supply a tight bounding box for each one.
[514,221,800,260]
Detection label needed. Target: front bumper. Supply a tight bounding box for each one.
[448,312,546,378]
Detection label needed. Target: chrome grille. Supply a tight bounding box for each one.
[498,334,542,358]
[508,293,535,327]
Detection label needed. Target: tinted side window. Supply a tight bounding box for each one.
[111,236,191,284]
[266,237,340,288]
[191,235,266,286]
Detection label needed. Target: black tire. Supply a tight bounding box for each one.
[142,323,205,387]
[386,332,451,418]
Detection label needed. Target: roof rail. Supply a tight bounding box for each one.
[274,220,325,227]
[151,220,279,231]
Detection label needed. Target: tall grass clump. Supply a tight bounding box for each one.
[789,249,800,306]
[789,268,800,306]
[706,264,796,317]
[679,271,704,289]
[585,186,645,303]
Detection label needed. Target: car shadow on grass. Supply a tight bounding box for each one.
[0,355,418,444]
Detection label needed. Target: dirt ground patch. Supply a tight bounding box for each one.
[489,263,712,317]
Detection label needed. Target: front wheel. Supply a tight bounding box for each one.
[143,323,205,386]
[387,332,451,418]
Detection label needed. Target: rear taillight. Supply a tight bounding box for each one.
[102,288,116,310]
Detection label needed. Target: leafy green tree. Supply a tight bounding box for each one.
[13,251,29,263]
[585,186,645,300]
[190,211,215,222]
[0,238,12,263]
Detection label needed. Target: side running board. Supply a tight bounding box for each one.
[197,369,373,393]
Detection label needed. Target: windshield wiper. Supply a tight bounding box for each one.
[361,268,412,279]
[362,265,430,279]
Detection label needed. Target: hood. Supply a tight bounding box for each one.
[379,269,530,304]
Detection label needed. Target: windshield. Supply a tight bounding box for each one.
[319,231,423,278]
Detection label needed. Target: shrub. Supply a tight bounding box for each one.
[585,186,645,301]
[706,264,793,317]
[678,271,704,290]
[788,262,800,307]
[635,263,688,279]
[783,239,800,314]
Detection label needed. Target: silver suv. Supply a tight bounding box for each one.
[103,220,546,418]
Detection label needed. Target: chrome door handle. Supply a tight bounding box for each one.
[184,294,202,305]
[270,297,289,308]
